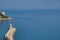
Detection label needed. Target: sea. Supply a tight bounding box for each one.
[0,9,60,40]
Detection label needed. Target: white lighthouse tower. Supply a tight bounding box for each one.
[2,12,5,16]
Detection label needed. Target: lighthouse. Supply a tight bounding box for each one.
[2,12,6,16]
[0,12,5,16]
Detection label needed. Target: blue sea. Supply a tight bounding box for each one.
[0,10,60,40]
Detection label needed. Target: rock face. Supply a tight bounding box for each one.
[2,24,16,40]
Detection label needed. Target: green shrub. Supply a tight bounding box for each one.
[2,16,9,18]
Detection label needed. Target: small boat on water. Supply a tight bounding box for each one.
[2,24,16,40]
[0,12,12,21]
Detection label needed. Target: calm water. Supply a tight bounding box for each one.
[0,10,60,40]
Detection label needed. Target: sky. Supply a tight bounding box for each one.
[0,0,60,9]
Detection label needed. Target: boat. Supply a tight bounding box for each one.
[2,24,16,40]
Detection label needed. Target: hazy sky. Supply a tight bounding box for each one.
[0,0,60,9]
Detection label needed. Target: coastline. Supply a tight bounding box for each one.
[0,17,12,21]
